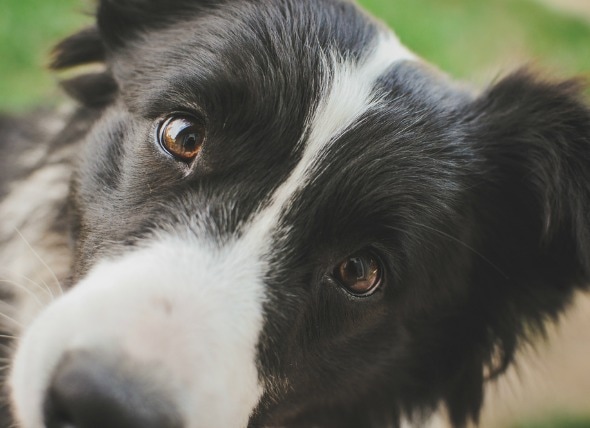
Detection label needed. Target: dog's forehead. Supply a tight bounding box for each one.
[83,0,475,262]
[114,0,382,113]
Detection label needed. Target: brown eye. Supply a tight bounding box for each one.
[334,252,383,296]
[158,115,205,161]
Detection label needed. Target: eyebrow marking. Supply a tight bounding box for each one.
[242,31,415,253]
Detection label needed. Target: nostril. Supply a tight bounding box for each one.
[44,351,181,428]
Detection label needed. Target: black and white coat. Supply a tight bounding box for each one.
[1,0,589,427]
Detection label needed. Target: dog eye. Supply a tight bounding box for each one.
[333,252,383,296]
[158,115,205,162]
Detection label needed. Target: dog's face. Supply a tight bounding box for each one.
[8,0,590,427]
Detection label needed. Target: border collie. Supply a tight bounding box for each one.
[1,0,589,427]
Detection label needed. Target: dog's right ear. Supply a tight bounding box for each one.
[50,26,117,107]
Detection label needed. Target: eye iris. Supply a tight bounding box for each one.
[160,116,204,161]
[336,253,381,295]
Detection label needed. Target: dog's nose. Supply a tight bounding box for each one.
[44,351,181,428]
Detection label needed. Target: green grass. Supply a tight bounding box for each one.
[0,0,92,111]
[360,0,590,81]
[513,415,590,428]
[1,0,589,112]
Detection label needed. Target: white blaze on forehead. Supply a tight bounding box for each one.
[244,32,415,249]
[9,31,414,428]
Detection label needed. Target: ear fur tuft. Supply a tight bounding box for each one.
[50,27,105,70]
[50,26,118,107]
[59,73,118,108]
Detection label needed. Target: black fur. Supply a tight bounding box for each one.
[2,0,589,427]
[50,27,105,70]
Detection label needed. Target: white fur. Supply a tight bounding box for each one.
[11,235,265,428]
[401,408,451,428]
[9,30,414,427]
[247,32,414,250]
[0,148,73,330]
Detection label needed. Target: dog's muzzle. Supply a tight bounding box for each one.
[10,237,265,428]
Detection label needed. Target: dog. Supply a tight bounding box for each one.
[1,0,589,427]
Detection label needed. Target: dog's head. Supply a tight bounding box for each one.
[9,0,590,427]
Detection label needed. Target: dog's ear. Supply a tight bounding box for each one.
[50,27,117,107]
[50,27,105,70]
[50,1,218,106]
[96,0,218,48]
[466,70,590,377]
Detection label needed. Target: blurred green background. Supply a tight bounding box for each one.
[0,0,589,427]
[1,0,590,112]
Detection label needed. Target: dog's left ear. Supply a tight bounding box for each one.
[50,0,218,106]
[465,70,590,374]
[50,27,117,107]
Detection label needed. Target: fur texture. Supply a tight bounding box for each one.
[0,1,589,427]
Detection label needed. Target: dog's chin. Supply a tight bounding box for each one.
[9,236,264,428]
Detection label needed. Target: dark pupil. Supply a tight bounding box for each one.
[337,254,380,294]
[167,118,201,153]
[179,130,199,151]
[345,257,366,281]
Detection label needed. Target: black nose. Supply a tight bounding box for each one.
[44,351,182,428]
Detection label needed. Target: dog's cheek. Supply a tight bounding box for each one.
[9,235,266,428]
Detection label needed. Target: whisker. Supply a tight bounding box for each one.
[0,280,45,308]
[411,221,508,279]
[0,334,16,340]
[0,268,53,299]
[0,311,22,329]
[13,227,64,296]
